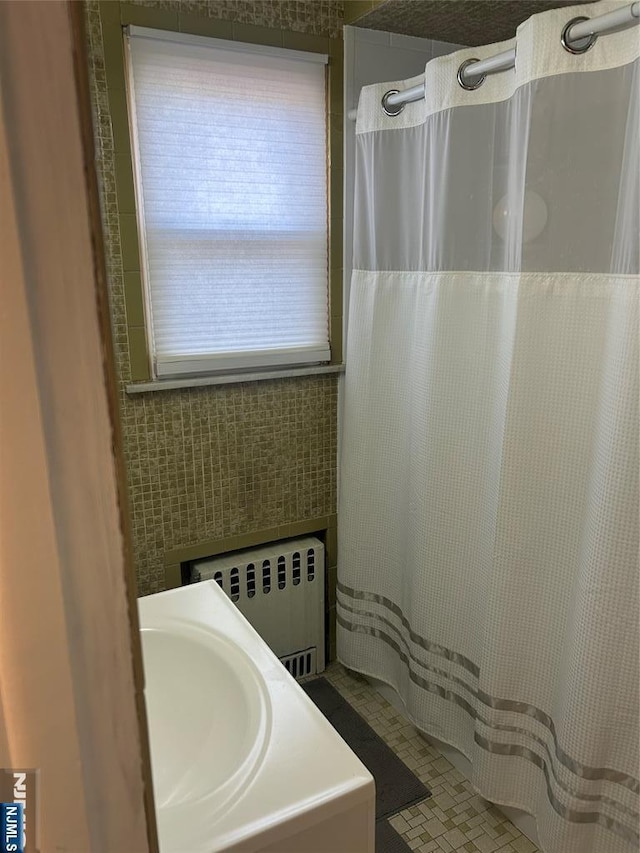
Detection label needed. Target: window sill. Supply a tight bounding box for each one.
[125,362,345,394]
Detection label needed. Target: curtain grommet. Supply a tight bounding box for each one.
[457,59,486,90]
[381,89,405,117]
[561,16,598,54]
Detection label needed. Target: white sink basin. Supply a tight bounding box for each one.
[139,582,374,853]
[141,622,270,813]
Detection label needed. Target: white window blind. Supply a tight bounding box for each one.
[125,27,330,378]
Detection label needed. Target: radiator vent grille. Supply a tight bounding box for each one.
[307,548,315,581]
[281,648,316,680]
[191,536,325,679]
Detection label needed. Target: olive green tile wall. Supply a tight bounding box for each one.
[84,0,342,605]
[350,0,593,45]
[343,0,385,26]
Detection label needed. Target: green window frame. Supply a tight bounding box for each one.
[100,1,343,387]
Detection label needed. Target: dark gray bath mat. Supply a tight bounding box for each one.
[375,819,413,853]
[302,678,431,819]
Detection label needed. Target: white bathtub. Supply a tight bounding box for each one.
[367,675,541,848]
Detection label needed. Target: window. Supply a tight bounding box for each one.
[125,27,330,378]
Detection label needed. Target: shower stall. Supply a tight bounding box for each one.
[339,4,640,853]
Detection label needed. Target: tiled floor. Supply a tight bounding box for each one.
[320,663,540,853]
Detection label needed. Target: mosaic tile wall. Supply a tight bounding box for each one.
[351,0,594,45]
[124,0,344,36]
[84,0,342,598]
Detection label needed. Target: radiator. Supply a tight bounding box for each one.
[191,536,325,678]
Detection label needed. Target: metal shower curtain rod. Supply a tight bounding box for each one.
[348,1,640,120]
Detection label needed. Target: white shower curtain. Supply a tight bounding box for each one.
[338,3,639,853]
